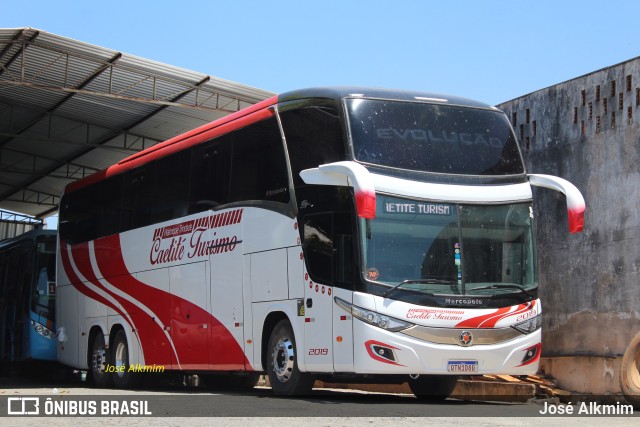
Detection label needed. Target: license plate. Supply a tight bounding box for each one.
[447,360,478,372]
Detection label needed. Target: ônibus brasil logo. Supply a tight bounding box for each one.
[150,209,243,265]
[6,397,152,416]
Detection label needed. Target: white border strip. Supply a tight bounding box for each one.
[370,173,532,203]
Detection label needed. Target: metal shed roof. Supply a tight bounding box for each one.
[0,27,274,219]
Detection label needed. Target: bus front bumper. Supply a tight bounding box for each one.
[353,322,541,376]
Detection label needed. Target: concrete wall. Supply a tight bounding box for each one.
[497,57,640,393]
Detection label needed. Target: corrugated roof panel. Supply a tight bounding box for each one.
[0,27,274,217]
[10,155,57,175]
[0,28,25,42]
[56,95,157,129]
[54,52,108,89]
[101,134,156,154]
[71,146,130,170]
[120,54,273,102]
[0,169,26,188]
[0,183,14,197]
[34,30,120,64]
[50,163,98,182]
[6,135,77,161]
[202,76,274,102]
[0,101,45,133]
[159,105,221,124]
[83,65,183,103]
[0,200,42,216]
[27,176,68,196]
[1,41,107,91]
[21,44,72,88]
[0,85,66,114]
[128,108,221,141]
[118,54,214,88]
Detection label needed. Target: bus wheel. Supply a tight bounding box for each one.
[267,320,314,396]
[111,329,139,389]
[90,330,111,388]
[408,375,458,400]
[620,332,640,408]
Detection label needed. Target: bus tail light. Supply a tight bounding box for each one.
[355,190,376,219]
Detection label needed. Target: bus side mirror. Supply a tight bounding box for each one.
[528,174,585,234]
[300,161,376,219]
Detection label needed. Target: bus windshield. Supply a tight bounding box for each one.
[361,195,536,298]
[347,98,524,175]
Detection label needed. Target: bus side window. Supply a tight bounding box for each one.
[302,213,333,285]
[279,105,345,187]
[333,212,354,286]
[124,151,190,229]
[124,168,150,230]
[60,174,123,243]
[150,151,190,221]
[95,175,125,238]
[188,136,232,213]
[302,212,355,288]
[229,117,289,204]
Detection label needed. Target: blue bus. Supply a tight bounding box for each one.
[0,229,57,372]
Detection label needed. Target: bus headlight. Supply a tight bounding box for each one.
[334,297,413,332]
[31,320,56,339]
[511,314,542,334]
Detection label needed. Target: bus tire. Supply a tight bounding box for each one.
[408,375,458,400]
[620,331,640,408]
[89,330,111,388]
[111,329,139,389]
[267,319,314,396]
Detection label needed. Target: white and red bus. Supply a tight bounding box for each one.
[56,87,585,398]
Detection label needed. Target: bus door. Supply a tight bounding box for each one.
[209,213,246,370]
[168,261,210,370]
[137,268,173,367]
[301,211,356,372]
[303,270,333,371]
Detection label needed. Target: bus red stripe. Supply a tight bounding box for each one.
[95,234,250,370]
[67,242,173,366]
[454,307,512,328]
[60,242,131,329]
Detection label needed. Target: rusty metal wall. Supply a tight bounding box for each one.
[497,57,640,358]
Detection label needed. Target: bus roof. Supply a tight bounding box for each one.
[64,87,495,195]
[64,95,278,194]
[0,229,56,250]
[278,87,494,109]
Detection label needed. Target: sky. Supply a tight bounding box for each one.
[4,0,640,106]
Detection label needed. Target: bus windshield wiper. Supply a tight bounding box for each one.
[382,279,457,298]
[469,284,533,298]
